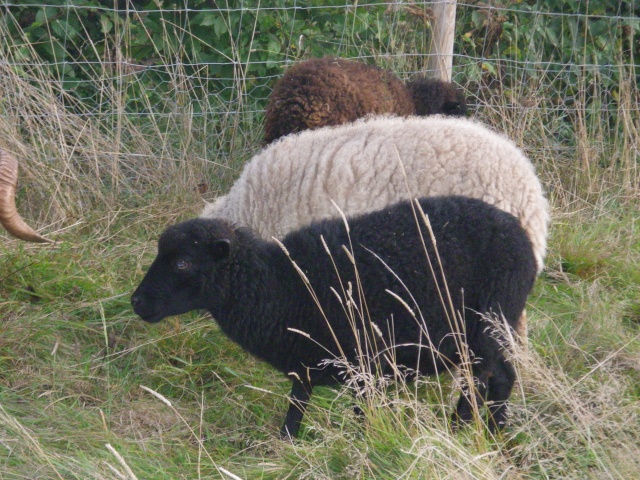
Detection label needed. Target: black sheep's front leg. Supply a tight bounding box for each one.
[452,352,515,432]
[281,378,312,439]
[485,358,516,432]
[452,369,489,429]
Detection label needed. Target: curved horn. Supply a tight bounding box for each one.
[0,149,52,243]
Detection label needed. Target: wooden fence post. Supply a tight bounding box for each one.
[426,0,457,82]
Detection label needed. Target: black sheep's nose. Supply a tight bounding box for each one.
[130,291,163,323]
[131,294,143,309]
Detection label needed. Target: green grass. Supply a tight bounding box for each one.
[2,167,639,479]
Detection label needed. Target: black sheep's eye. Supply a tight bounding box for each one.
[176,260,190,270]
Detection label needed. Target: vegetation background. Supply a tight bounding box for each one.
[0,1,638,478]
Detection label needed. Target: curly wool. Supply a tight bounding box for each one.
[263,57,466,144]
[203,115,549,274]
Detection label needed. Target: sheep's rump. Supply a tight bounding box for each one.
[203,115,549,272]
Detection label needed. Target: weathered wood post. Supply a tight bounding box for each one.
[426,0,457,82]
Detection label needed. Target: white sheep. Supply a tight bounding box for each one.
[202,115,549,273]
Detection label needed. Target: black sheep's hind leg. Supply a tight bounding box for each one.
[281,379,312,439]
[486,359,516,432]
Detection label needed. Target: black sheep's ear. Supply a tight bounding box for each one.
[211,238,231,260]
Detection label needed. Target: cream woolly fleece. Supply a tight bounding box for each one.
[202,115,549,272]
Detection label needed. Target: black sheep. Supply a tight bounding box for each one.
[132,196,536,438]
[263,57,467,144]
[406,76,468,117]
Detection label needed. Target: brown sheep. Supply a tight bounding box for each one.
[263,56,467,144]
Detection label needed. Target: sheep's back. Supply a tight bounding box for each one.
[203,116,549,271]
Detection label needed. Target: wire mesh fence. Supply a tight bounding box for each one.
[0,1,638,224]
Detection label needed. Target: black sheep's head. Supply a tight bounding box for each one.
[131,219,233,323]
[406,77,468,117]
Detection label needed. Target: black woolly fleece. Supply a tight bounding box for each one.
[132,195,536,437]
